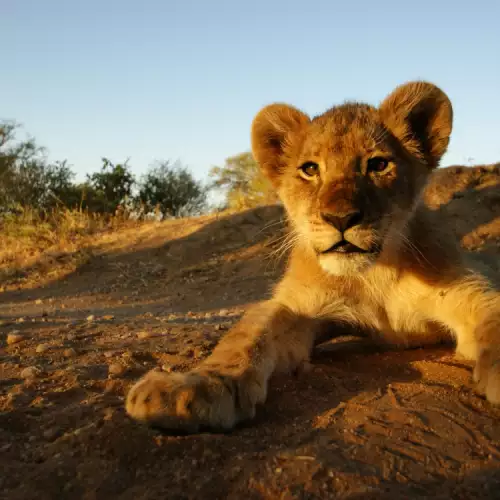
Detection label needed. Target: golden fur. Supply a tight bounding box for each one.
[125,81,500,432]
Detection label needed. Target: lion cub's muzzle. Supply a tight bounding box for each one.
[315,209,376,255]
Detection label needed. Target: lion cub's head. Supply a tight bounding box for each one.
[251,81,453,276]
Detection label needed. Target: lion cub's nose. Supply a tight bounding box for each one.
[320,210,363,232]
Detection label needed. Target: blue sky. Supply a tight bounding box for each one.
[1,0,499,183]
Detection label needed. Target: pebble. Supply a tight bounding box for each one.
[104,380,120,393]
[21,366,42,379]
[35,343,50,354]
[137,331,152,340]
[65,333,76,341]
[102,315,115,321]
[161,364,173,373]
[7,332,24,345]
[102,407,116,420]
[35,299,43,305]
[63,348,77,358]
[86,315,95,322]
[108,363,126,376]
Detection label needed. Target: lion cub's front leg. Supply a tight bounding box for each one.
[125,301,317,432]
[427,276,500,405]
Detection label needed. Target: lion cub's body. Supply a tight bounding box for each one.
[126,82,500,432]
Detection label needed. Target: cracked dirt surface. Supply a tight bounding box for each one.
[1,164,500,499]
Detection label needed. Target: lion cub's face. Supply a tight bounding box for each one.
[251,81,453,276]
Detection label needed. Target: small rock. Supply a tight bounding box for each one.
[86,315,95,322]
[63,348,77,358]
[104,351,115,359]
[137,331,152,340]
[65,333,76,341]
[36,343,50,354]
[7,332,24,345]
[16,317,26,324]
[104,380,120,393]
[102,407,116,420]
[108,363,126,376]
[219,309,229,316]
[21,366,42,379]
[102,315,115,321]
[35,299,43,305]
[161,364,173,373]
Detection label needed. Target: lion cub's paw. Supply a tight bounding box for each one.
[125,368,265,432]
[473,345,500,405]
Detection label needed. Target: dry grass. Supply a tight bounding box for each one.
[0,205,251,291]
[0,207,139,289]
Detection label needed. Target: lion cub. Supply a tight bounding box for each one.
[126,81,500,432]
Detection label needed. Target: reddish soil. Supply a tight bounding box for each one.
[1,164,500,499]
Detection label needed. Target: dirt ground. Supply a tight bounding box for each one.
[2,164,500,499]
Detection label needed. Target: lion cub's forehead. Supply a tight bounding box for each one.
[300,103,384,160]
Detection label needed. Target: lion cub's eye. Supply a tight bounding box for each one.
[367,157,391,174]
[299,162,319,179]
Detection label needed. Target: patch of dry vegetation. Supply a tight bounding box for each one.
[0,205,259,292]
[0,208,138,290]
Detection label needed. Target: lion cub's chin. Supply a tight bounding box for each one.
[318,253,374,276]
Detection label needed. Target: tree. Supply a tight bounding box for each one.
[44,161,92,210]
[0,121,41,210]
[0,121,80,211]
[209,152,278,210]
[138,160,207,218]
[87,158,135,213]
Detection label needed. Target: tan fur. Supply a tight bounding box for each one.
[126,81,500,432]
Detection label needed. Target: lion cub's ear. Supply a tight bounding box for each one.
[251,104,310,186]
[379,81,453,169]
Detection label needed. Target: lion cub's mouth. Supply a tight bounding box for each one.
[322,240,370,255]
